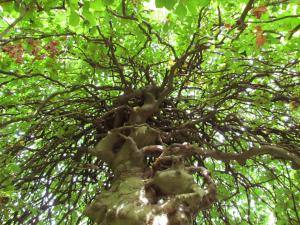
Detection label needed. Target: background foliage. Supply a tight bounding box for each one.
[0,0,299,224]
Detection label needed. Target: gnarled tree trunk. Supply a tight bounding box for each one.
[84,87,216,225]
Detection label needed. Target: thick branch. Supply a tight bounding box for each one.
[192,144,300,168]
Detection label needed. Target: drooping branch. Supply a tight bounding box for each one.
[193,145,300,168]
[150,143,300,169]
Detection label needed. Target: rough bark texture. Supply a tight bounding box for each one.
[84,88,216,225]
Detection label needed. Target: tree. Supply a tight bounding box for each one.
[0,0,299,224]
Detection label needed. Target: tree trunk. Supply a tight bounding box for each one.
[84,88,216,225]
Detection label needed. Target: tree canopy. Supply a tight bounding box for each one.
[0,0,300,224]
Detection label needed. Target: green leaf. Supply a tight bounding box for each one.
[199,0,210,7]
[70,0,79,5]
[69,10,80,27]
[155,0,177,9]
[165,0,177,10]
[90,0,105,11]
[155,0,164,8]
[44,0,59,10]
[69,0,79,9]
[186,0,210,12]
[167,0,177,10]
[82,2,90,14]
[0,1,14,12]
[83,2,97,26]
[103,0,114,5]
[186,0,198,14]
[175,2,187,17]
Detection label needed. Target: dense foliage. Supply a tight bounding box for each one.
[0,0,299,224]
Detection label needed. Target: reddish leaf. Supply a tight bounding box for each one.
[224,23,232,29]
[255,25,266,47]
[255,25,262,33]
[252,6,267,19]
[2,42,24,63]
[256,34,266,47]
[44,40,60,58]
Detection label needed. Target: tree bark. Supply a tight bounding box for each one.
[85,88,216,225]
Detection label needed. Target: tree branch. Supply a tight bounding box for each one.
[192,144,300,169]
[236,0,255,29]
